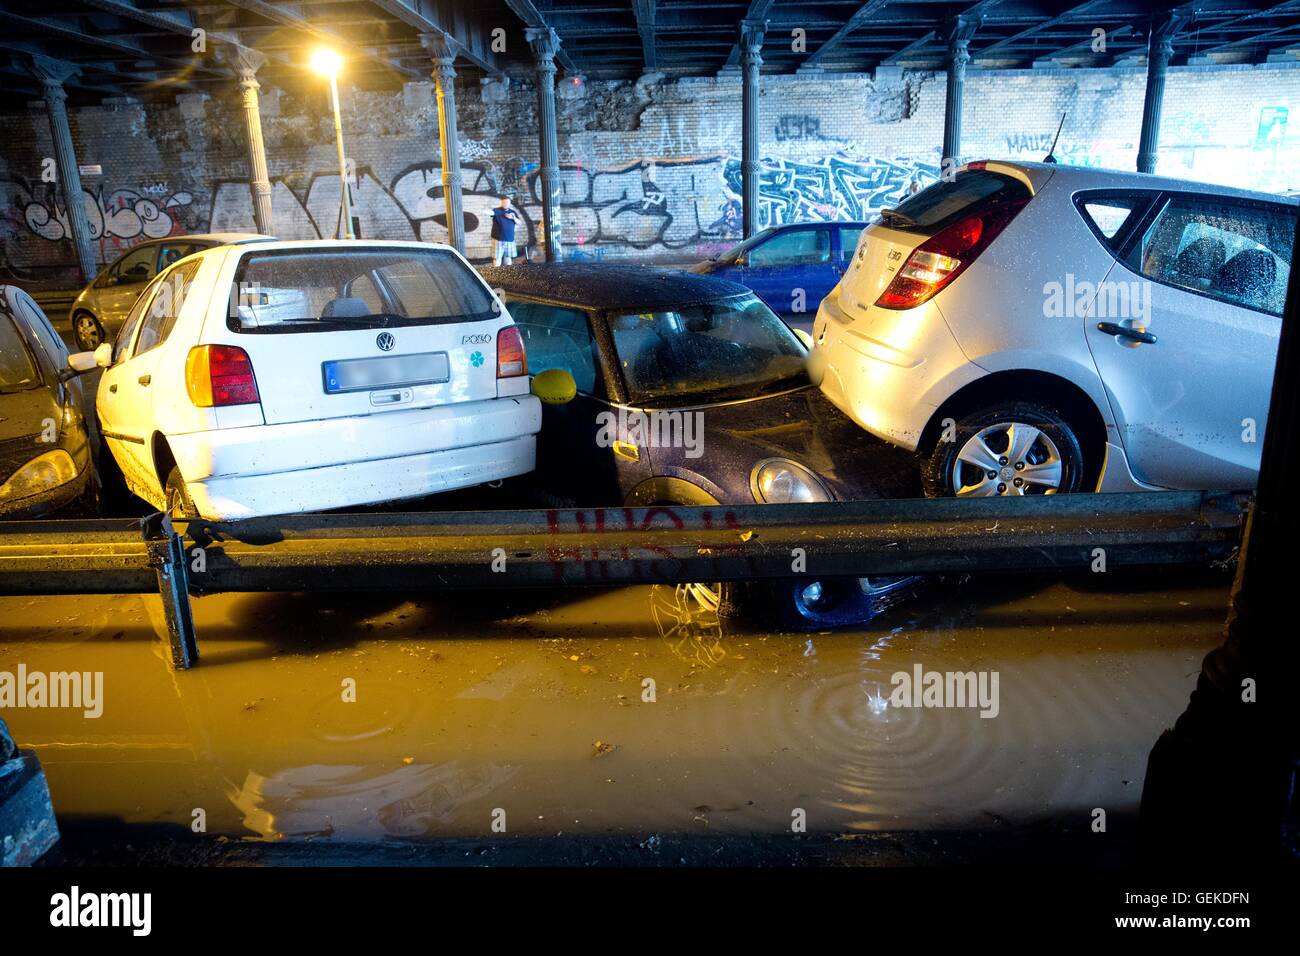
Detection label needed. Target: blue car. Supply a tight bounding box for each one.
[689,222,868,334]
[480,262,922,629]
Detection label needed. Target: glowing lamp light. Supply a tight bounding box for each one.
[310,47,343,78]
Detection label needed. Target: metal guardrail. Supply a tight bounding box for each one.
[0,491,1248,669]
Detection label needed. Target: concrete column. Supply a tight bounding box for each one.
[740,19,766,238]
[1136,15,1185,175]
[527,27,562,262]
[28,56,95,285]
[941,20,976,172]
[424,34,465,254]
[233,47,274,235]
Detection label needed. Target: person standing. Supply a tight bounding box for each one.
[491,196,520,266]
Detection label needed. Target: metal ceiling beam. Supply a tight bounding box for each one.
[222,0,424,79]
[367,0,503,75]
[881,30,937,64]
[973,0,1113,61]
[504,0,580,74]
[802,0,892,69]
[633,0,658,71]
[722,0,777,70]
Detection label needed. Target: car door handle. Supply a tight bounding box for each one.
[137,374,151,386]
[1096,322,1157,345]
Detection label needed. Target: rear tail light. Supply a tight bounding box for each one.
[875,196,1029,310]
[185,345,260,407]
[496,325,527,378]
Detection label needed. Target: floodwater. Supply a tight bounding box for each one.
[0,571,1227,860]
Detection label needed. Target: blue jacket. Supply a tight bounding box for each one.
[491,207,518,242]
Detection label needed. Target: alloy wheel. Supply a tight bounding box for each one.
[950,421,1064,496]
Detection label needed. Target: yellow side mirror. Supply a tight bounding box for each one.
[531,368,577,405]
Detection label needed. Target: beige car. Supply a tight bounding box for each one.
[69,233,271,351]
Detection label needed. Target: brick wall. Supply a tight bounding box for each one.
[3,62,1298,290]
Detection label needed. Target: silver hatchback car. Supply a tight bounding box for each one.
[69,233,270,351]
[813,160,1297,496]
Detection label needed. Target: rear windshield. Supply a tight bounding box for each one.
[884,169,1031,233]
[228,248,496,333]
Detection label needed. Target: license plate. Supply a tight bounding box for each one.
[322,352,450,394]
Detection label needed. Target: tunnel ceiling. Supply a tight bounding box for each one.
[1,0,1300,108]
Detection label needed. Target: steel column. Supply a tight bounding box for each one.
[527,27,562,262]
[425,34,465,254]
[1136,14,1185,175]
[941,20,976,173]
[740,19,766,238]
[27,56,96,285]
[233,48,274,236]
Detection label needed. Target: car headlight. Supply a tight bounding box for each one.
[0,450,78,503]
[750,458,832,503]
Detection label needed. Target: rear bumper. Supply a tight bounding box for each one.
[813,291,980,452]
[169,395,541,520]
[188,434,537,520]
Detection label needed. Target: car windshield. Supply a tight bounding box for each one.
[228,248,497,332]
[608,294,808,405]
[0,314,39,391]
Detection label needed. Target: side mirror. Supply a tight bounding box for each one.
[65,343,108,373]
[62,344,110,380]
[531,368,577,405]
[793,328,813,349]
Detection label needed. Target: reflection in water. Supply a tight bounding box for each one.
[229,761,518,840]
[1,575,1228,841]
[650,584,728,668]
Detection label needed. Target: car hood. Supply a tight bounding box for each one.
[647,385,921,503]
[0,387,61,482]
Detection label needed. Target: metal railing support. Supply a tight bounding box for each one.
[141,513,198,670]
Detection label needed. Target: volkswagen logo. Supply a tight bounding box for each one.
[376,332,396,352]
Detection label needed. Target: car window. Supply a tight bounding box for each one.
[608,294,807,404]
[0,313,39,389]
[890,169,1030,233]
[507,300,601,396]
[12,291,68,365]
[747,229,831,268]
[112,244,158,286]
[229,248,495,332]
[114,273,165,363]
[135,261,201,357]
[157,242,203,271]
[346,274,387,314]
[1130,196,1295,316]
[837,226,866,260]
[1081,198,1144,241]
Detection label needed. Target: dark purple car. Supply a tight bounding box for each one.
[480,263,922,628]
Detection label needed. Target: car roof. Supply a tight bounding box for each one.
[981,160,1300,205]
[479,263,752,310]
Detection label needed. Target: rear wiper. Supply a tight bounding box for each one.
[879,208,917,228]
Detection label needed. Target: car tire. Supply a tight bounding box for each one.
[72,311,105,352]
[164,465,199,520]
[921,401,1085,498]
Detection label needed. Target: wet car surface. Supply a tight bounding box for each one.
[0,569,1225,863]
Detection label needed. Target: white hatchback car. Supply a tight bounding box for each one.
[82,240,541,520]
[813,161,1297,496]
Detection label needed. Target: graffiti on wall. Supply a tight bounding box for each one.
[1,176,193,277]
[721,153,939,227]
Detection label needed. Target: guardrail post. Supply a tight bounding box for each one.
[141,513,198,669]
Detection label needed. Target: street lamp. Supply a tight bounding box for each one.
[310,47,354,240]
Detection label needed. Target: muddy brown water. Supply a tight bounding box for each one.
[0,573,1225,849]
